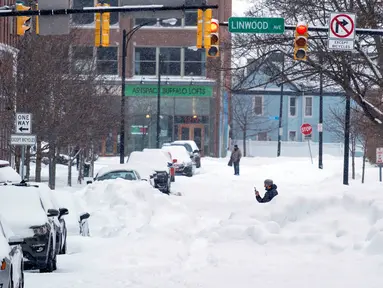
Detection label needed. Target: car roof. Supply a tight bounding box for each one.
[0,160,10,166]
[172,140,199,150]
[96,165,137,178]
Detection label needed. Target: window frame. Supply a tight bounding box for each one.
[133,47,206,77]
[288,96,297,117]
[304,96,313,117]
[253,95,264,116]
[96,46,119,75]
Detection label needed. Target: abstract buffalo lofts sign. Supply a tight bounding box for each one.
[126,85,213,97]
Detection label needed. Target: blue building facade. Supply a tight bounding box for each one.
[232,59,346,143]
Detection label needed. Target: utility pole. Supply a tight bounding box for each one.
[277,53,285,157]
[343,93,351,185]
[156,56,162,148]
[119,29,127,164]
[318,54,323,169]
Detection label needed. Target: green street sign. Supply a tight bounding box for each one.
[126,85,213,98]
[228,17,285,34]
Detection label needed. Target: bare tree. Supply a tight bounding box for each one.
[232,94,278,155]
[230,0,383,126]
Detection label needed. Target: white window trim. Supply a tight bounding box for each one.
[253,95,264,116]
[288,96,297,118]
[288,130,297,142]
[303,96,313,118]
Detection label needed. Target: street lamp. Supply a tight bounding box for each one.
[119,18,177,164]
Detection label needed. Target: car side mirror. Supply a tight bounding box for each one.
[190,155,194,159]
[59,208,69,218]
[149,175,154,179]
[86,180,93,185]
[8,236,25,246]
[47,209,59,217]
[193,150,199,153]
[79,212,90,221]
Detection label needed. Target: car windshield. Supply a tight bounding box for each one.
[172,143,193,153]
[96,170,137,181]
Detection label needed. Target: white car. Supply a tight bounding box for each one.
[127,151,172,194]
[88,165,142,183]
[162,146,196,177]
[0,215,24,288]
[0,160,21,183]
[171,140,202,168]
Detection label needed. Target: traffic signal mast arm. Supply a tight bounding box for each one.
[219,22,383,36]
[0,4,219,17]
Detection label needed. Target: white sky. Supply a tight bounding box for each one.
[231,0,252,16]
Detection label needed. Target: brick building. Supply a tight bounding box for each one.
[70,0,232,157]
[0,0,17,161]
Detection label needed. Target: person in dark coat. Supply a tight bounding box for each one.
[255,179,278,203]
[230,145,242,175]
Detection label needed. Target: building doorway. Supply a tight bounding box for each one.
[178,124,204,156]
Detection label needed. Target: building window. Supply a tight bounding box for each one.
[304,96,313,117]
[134,18,158,26]
[71,46,93,74]
[253,96,263,116]
[257,132,268,141]
[184,48,206,76]
[289,96,296,117]
[184,0,202,26]
[135,47,157,75]
[289,131,297,141]
[96,47,118,75]
[72,0,94,25]
[160,48,181,76]
[105,0,119,25]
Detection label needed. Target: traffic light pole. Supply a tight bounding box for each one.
[277,53,285,157]
[318,55,323,169]
[156,56,162,149]
[120,29,127,164]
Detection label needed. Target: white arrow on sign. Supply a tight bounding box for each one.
[15,113,32,134]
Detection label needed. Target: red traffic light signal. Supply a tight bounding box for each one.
[294,23,308,61]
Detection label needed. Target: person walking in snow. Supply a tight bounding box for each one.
[255,179,278,203]
[230,145,242,175]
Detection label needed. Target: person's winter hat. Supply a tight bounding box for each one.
[264,179,273,186]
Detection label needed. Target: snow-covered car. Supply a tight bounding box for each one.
[87,165,142,184]
[171,140,201,168]
[33,182,69,255]
[143,148,175,182]
[0,160,21,183]
[0,182,60,273]
[162,146,196,177]
[127,151,172,194]
[0,215,24,288]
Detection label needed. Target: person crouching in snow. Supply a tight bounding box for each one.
[255,179,278,203]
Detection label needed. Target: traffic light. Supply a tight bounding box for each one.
[95,3,110,47]
[16,3,31,36]
[294,23,308,61]
[206,19,219,58]
[203,9,212,49]
[196,9,203,48]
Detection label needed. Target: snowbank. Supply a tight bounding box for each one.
[74,179,194,238]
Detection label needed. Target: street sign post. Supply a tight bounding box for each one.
[377,147,383,182]
[15,113,32,134]
[301,123,313,164]
[228,17,285,34]
[328,12,356,51]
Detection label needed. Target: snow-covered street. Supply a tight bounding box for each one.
[25,156,383,288]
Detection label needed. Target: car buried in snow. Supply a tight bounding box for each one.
[0,215,24,288]
[162,145,196,177]
[87,165,142,184]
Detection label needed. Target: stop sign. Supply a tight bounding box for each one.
[301,123,312,136]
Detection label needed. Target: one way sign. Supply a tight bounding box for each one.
[16,113,32,134]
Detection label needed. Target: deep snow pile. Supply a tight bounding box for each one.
[26,155,383,288]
